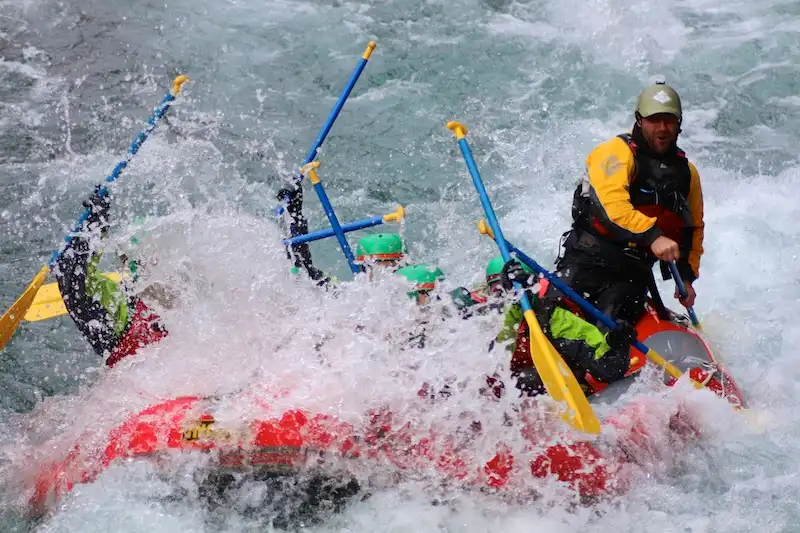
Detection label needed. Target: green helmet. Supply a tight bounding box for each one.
[395,264,445,298]
[485,255,532,285]
[356,233,405,263]
[635,82,682,122]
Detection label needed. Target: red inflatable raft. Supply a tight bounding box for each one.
[28,303,744,518]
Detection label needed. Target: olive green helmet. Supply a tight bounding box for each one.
[356,233,405,263]
[635,82,682,123]
[395,263,445,298]
[485,255,532,285]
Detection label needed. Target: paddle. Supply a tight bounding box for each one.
[274,41,376,217]
[299,162,361,274]
[476,220,701,388]
[275,42,376,275]
[447,121,600,434]
[283,206,405,246]
[667,260,702,329]
[0,75,189,351]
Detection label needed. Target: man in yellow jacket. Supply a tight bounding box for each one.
[549,81,703,330]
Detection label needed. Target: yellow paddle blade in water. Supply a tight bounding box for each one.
[0,265,51,350]
[522,309,602,434]
[23,272,123,323]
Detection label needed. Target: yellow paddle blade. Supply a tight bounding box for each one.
[0,265,51,350]
[23,280,66,322]
[24,272,123,323]
[522,309,602,434]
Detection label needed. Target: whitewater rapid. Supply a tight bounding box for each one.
[1,0,799,530]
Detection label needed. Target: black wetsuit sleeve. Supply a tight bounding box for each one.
[279,183,327,282]
[54,189,120,357]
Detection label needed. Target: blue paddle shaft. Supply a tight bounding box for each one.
[274,47,373,216]
[668,260,699,326]
[47,86,180,267]
[311,182,360,273]
[455,138,534,314]
[300,58,369,169]
[283,214,385,246]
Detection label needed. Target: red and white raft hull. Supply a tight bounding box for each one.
[28,305,744,518]
[589,303,745,409]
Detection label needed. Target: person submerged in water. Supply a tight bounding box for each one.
[362,261,447,352]
[55,186,172,367]
[449,255,515,319]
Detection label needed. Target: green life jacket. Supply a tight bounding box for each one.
[85,252,129,335]
[498,301,612,360]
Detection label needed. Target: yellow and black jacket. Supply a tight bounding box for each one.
[571,126,704,282]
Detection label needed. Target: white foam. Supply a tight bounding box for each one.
[3,0,800,529]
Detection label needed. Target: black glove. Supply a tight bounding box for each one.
[276,184,303,216]
[605,319,636,350]
[514,368,546,397]
[82,185,111,234]
[500,259,535,291]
